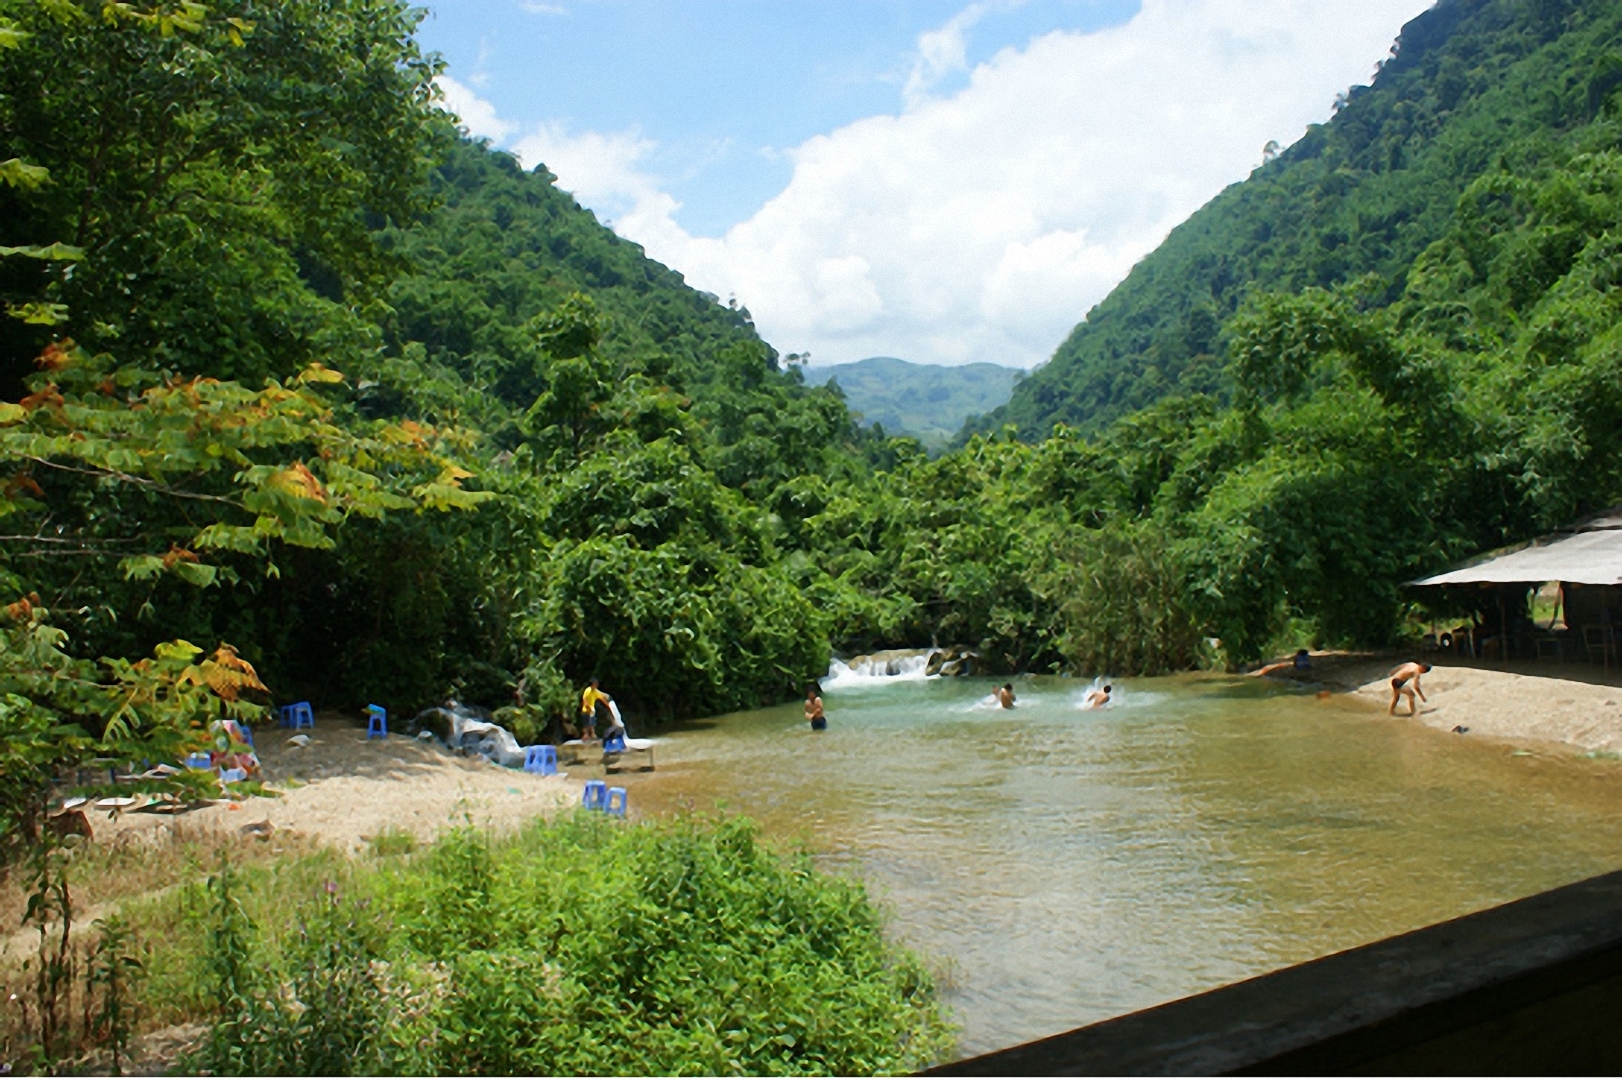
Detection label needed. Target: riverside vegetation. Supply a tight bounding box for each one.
[3,0,1622,1072]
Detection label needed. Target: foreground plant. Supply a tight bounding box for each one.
[177,815,955,1076]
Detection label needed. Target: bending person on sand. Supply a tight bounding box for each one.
[1388,661,1431,717]
[1082,684,1112,709]
[996,683,1016,709]
[805,682,826,730]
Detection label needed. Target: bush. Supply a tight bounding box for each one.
[178,815,953,1076]
[1039,524,1203,677]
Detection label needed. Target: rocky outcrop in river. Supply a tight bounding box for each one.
[926,645,981,677]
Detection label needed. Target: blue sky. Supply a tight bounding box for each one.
[418,1,1141,237]
[423,2,1435,368]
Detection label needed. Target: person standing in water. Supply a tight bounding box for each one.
[1083,684,1112,709]
[996,683,1016,709]
[579,677,614,742]
[804,682,826,730]
[1388,661,1431,716]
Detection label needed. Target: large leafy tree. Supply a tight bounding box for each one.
[0,2,490,846]
[0,0,442,389]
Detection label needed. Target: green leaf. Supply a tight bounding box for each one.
[0,242,85,261]
[6,301,71,325]
[0,158,48,188]
[170,561,219,588]
[119,555,166,581]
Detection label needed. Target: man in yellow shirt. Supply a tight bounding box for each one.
[579,678,614,742]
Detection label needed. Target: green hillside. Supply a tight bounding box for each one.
[970,0,1622,439]
[803,356,1022,450]
[378,138,771,414]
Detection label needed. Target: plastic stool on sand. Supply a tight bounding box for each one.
[366,704,388,739]
[280,702,314,729]
[582,779,608,811]
[605,787,628,817]
[524,745,557,776]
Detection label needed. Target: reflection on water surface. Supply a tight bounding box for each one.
[622,673,1622,1055]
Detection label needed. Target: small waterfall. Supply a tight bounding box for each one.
[825,649,934,688]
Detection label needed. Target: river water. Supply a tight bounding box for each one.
[622,669,1622,1056]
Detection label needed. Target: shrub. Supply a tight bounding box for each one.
[180,814,954,1076]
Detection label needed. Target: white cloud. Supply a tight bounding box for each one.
[905,0,1002,107]
[437,75,513,142]
[508,124,669,229]
[459,0,1435,368]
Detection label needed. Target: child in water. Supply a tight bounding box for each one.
[804,682,826,730]
[996,683,1016,709]
[1082,684,1112,709]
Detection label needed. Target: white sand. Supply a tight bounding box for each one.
[99,726,575,853]
[1352,662,1622,751]
[1259,652,1622,753]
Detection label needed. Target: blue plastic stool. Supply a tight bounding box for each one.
[602,732,626,753]
[524,745,557,776]
[582,779,607,811]
[366,704,387,739]
[605,786,628,817]
[184,752,211,770]
[279,702,314,729]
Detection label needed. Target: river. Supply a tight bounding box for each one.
[619,667,1622,1056]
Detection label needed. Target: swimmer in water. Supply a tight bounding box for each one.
[1082,684,1112,709]
[804,682,826,730]
[996,683,1016,709]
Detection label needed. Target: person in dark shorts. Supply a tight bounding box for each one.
[804,682,826,730]
[579,678,613,742]
[1388,661,1432,716]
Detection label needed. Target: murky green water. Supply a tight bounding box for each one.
[615,672,1622,1056]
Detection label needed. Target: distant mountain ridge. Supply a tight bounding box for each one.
[967,0,1620,441]
[802,357,1022,450]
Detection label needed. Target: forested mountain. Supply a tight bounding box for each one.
[970,0,1622,439]
[3,0,1622,799]
[379,139,767,414]
[802,357,1022,450]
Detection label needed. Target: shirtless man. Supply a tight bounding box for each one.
[804,682,826,730]
[995,683,1016,709]
[1388,661,1432,716]
[1083,684,1112,709]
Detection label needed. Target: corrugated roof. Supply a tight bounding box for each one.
[1413,506,1622,586]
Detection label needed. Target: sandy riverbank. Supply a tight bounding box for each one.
[1258,652,1622,753]
[96,721,576,854]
